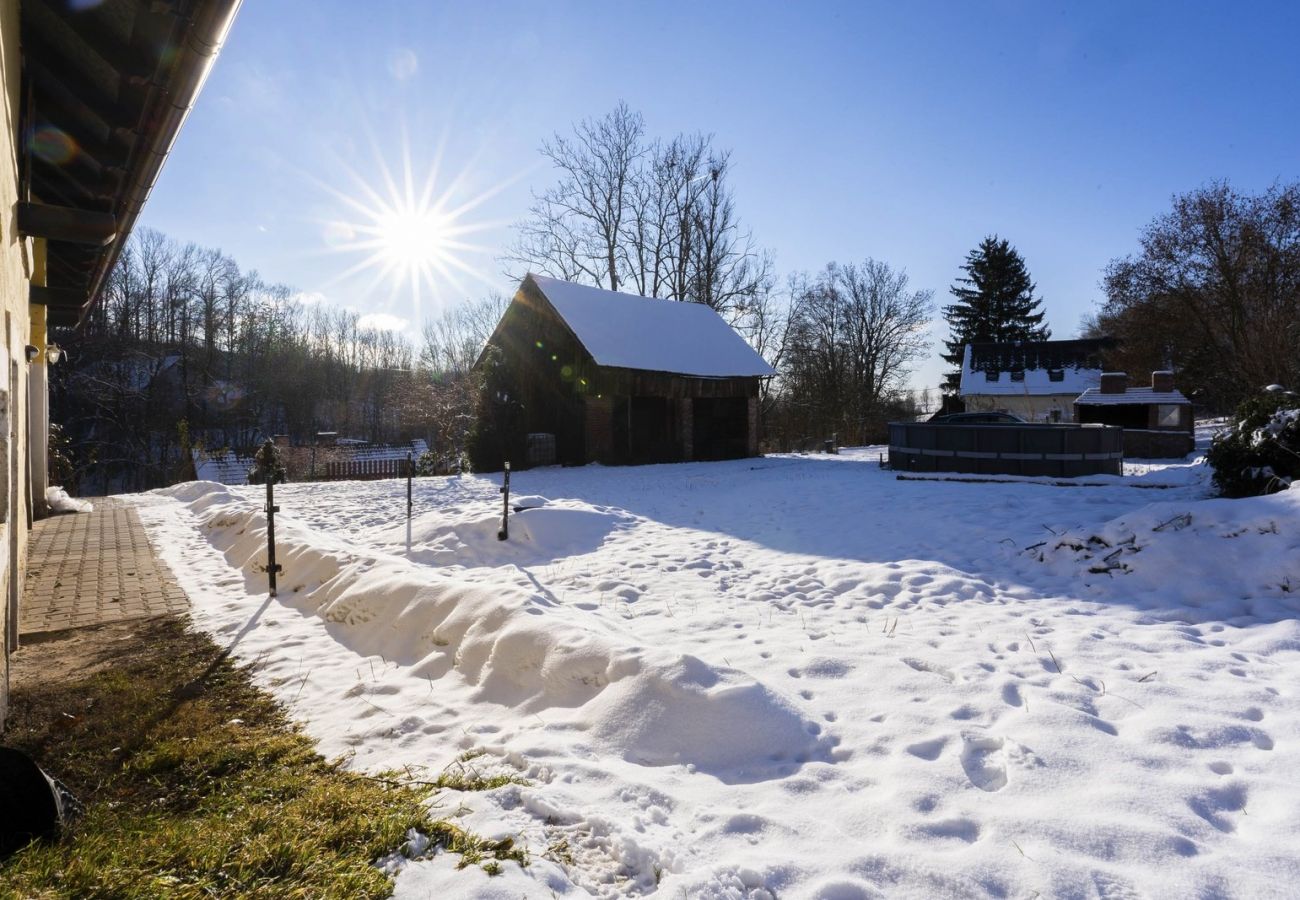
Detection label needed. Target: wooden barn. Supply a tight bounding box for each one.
[473,274,775,468]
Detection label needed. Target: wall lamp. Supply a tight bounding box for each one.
[24,344,64,364]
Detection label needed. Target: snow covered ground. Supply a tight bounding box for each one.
[130,429,1300,899]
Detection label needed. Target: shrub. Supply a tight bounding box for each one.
[1206,392,1300,497]
[416,449,469,476]
[248,438,287,485]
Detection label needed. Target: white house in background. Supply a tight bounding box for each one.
[958,339,1111,422]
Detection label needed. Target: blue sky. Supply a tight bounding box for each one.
[140,1,1300,392]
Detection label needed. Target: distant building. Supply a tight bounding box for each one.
[958,339,1112,422]
[474,274,774,468]
[192,449,254,486]
[1074,371,1194,458]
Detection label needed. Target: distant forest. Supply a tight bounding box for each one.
[52,228,502,493]
[51,223,931,492]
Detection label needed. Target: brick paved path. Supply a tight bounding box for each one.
[21,498,189,636]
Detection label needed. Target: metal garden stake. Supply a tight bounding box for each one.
[406,450,414,520]
[497,461,511,541]
[265,478,282,596]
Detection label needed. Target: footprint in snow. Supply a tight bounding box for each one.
[902,657,958,683]
[905,737,948,761]
[917,817,981,843]
[960,734,1008,792]
[1091,871,1144,900]
[1188,782,1249,833]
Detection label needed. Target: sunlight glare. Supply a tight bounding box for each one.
[308,127,521,320]
[376,206,451,270]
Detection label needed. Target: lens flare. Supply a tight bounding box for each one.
[30,126,78,165]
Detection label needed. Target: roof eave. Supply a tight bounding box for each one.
[20,0,243,328]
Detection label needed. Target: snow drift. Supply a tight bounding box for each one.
[45,486,92,513]
[155,481,827,778]
[136,447,1300,899]
[1029,483,1300,621]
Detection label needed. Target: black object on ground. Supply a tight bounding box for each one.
[0,747,82,859]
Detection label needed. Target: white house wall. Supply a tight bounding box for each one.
[0,0,36,726]
[963,393,1080,423]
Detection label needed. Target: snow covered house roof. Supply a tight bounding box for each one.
[1075,387,1191,406]
[341,439,429,462]
[192,449,252,485]
[959,339,1111,397]
[523,274,775,378]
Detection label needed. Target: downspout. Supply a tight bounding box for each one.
[76,0,243,327]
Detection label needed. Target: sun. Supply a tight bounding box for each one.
[375,206,452,270]
[309,134,514,316]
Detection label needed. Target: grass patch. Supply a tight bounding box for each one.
[433,752,529,793]
[0,617,524,898]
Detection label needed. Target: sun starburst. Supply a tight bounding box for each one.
[308,129,517,319]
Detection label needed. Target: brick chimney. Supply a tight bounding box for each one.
[1100,372,1128,394]
[1151,370,1174,393]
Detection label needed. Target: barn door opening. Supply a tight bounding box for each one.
[612,396,678,464]
[692,397,748,460]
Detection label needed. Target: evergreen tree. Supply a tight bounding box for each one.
[941,236,1050,392]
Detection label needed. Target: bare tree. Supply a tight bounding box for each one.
[509,103,772,318]
[418,294,507,374]
[1099,180,1300,411]
[510,102,644,290]
[779,260,933,445]
[53,228,488,490]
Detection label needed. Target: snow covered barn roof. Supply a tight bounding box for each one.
[1075,387,1191,406]
[959,339,1112,397]
[523,274,775,378]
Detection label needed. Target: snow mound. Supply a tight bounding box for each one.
[579,653,835,780]
[385,500,632,567]
[169,485,825,779]
[186,495,620,707]
[155,480,236,509]
[1029,487,1300,620]
[46,486,92,513]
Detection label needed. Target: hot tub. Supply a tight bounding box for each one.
[887,422,1124,477]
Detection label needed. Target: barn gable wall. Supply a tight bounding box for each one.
[476,279,765,468]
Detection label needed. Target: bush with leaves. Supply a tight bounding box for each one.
[248,438,287,485]
[1206,392,1300,497]
[415,449,469,476]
